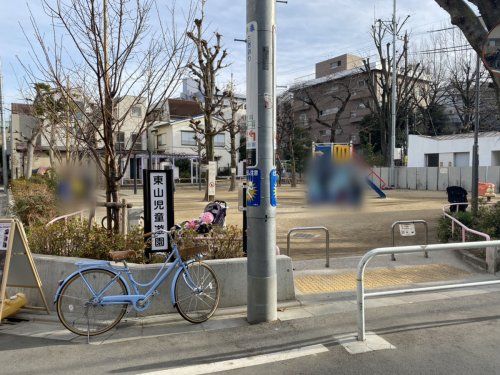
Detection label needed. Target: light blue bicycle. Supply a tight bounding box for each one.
[54,229,220,336]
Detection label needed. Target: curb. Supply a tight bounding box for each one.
[11,300,302,327]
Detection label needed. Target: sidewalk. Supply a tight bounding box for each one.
[2,281,500,374]
[1,249,496,346]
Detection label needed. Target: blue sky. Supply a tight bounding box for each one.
[0,0,453,116]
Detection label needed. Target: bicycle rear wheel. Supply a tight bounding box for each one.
[56,269,128,336]
[174,262,220,323]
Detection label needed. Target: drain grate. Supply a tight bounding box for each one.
[292,233,318,239]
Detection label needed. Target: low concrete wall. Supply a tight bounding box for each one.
[13,254,295,316]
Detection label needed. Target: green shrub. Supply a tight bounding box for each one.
[28,219,245,263]
[10,178,59,227]
[437,216,452,243]
[438,204,500,244]
[476,203,500,239]
[28,220,147,262]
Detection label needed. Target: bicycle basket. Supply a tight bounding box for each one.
[179,244,209,261]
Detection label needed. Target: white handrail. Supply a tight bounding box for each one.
[356,240,500,341]
[442,203,490,242]
[46,209,89,228]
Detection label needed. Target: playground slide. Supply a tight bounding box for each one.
[366,177,386,199]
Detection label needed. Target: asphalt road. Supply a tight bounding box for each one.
[2,290,500,374]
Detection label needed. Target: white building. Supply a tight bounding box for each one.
[151,114,235,170]
[408,132,500,167]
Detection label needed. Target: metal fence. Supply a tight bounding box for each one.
[370,166,500,192]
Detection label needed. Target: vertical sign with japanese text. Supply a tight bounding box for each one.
[150,172,168,251]
[143,169,174,255]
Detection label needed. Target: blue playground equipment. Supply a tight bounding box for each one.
[365,177,386,199]
[312,142,387,199]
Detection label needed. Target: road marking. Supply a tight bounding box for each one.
[138,344,329,375]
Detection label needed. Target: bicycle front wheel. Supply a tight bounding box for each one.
[56,269,128,336]
[174,262,220,323]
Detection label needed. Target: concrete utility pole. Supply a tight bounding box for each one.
[471,52,480,216]
[246,0,277,323]
[0,62,9,203]
[390,0,397,187]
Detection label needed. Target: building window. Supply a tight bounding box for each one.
[425,153,439,167]
[181,131,197,146]
[299,113,309,126]
[157,134,166,146]
[328,85,339,93]
[214,133,225,147]
[131,133,142,150]
[330,60,341,69]
[319,129,331,136]
[116,132,125,150]
[358,79,367,88]
[319,107,339,117]
[131,105,142,118]
[492,151,500,166]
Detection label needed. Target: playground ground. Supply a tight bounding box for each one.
[114,183,453,260]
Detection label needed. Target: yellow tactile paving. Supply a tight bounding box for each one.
[295,264,471,294]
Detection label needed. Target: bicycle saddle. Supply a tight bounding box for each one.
[108,250,136,261]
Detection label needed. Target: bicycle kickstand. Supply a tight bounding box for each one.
[85,306,90,345]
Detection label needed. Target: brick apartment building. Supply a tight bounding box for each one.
[290,54,373,146]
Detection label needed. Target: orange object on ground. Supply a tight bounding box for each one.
[478,182,496,198]
[0,293,27,319]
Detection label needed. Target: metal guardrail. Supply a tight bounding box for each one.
[286,226,330,268]
[356,240,500,341]
[391,220,429,261]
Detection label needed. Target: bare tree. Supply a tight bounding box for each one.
[433,0,500,107]
[16,83,76,177]
[447,57,483,133]
[19,84,50,178]
[295,78,354,144]
[277,92,298,187]
[363,22,424,165]
[413,33,449,135]
[220,80,243,191]
[24,0,194,231]
[186,1,229,201]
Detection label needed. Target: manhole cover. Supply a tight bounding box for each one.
[292,233,318,239]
